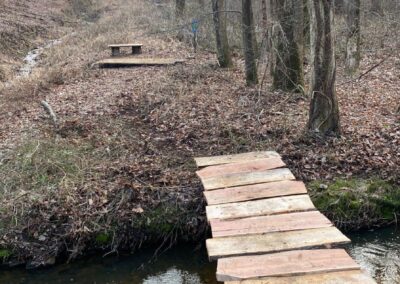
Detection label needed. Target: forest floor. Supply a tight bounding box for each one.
[0,0,399,268]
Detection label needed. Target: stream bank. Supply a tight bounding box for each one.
[1,226,399,283]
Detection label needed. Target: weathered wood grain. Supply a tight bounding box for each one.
[206,227,350,260]
[225,270,376,284]
[206,195,315,220]
[210,211,332,238]
[217,249,359,281]
[194,151,281,167]
[97,58,184,66]
[196,157,285,180]
[108,43,143,47]
[204,180,307,205]
[201,168,295,190]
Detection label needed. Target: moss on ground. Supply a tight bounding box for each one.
[0,249,11,260]
[309,178,400,231]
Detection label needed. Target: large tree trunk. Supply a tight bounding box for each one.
[371,0,383,15]
[345,0,361,74]
[212,0,232,67]
[271,0,304,92]
[242,0,258,85]
[308,0,341,135]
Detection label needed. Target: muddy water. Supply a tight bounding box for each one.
[0,227,399,284]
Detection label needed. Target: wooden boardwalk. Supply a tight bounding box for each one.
[195,151,376,283]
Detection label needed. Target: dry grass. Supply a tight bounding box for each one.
[0,0,398,268]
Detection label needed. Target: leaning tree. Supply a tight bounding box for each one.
[308,0,341,135]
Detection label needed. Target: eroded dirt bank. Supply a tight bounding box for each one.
[0,0,399,268]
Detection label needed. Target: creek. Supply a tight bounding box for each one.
[0,226,399,283]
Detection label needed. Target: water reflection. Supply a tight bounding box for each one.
[347,226,400,284]
[0,244,217,284]
[1,227,400,283]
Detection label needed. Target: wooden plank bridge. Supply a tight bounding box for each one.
[194,151,376,283]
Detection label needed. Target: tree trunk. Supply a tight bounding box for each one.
[345,0,361,74]
[371,0,383,15]
[212,0,232,67]
[271,0,304,92]
[308,0,341,135]
[261,0,268,48]
[261,0,268,33]
[335,0,345,14]
[175,0,185,18]
[176,0,185,41]
[242,0,258,85]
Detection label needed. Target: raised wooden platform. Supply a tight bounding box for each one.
[108,43,143,56]
[97,58,185,68]
[194,151,376,283]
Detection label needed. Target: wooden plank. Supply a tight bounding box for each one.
[204,180,307,205]
[97,58,184,67]
[196,158,286,180]
[206,227,350,260]
[225,270,376,284]
[201,168,295,190]
[195,151,281,167]
[108,43,143,47]
[216,249,359,281]
[206,195,315,220]
[210,211,332,238]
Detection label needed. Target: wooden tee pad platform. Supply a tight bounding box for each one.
[108,43,143,56]
[97,57,185,68]
[194,151,376,283]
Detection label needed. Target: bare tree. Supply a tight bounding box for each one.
[308,0,341,135]
[176,0,185,41]
[242,0,258,85]
[212,0,232,67]
[271,0,304,91]
[345,0,361,74]
[371,0,383,15]
[335,0,345,14]
[261,0,269,52]
[175,0,185,18]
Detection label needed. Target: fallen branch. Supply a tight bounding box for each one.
[40,100,58,128]
[340,50,395,86]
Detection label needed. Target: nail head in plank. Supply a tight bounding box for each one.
[224,270,376,284]
[216,249,359,281]
[194,151,281,168]
[206,195,315,220]
[204,180,307,205]
[196,157,286,180]
[201,168,295,190]
[206,227,350,260]
[210,211,332,238]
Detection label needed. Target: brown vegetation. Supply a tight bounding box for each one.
[0,0,398,268]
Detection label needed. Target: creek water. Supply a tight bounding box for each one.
[0,226,399,284]
[18,39,62,78]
